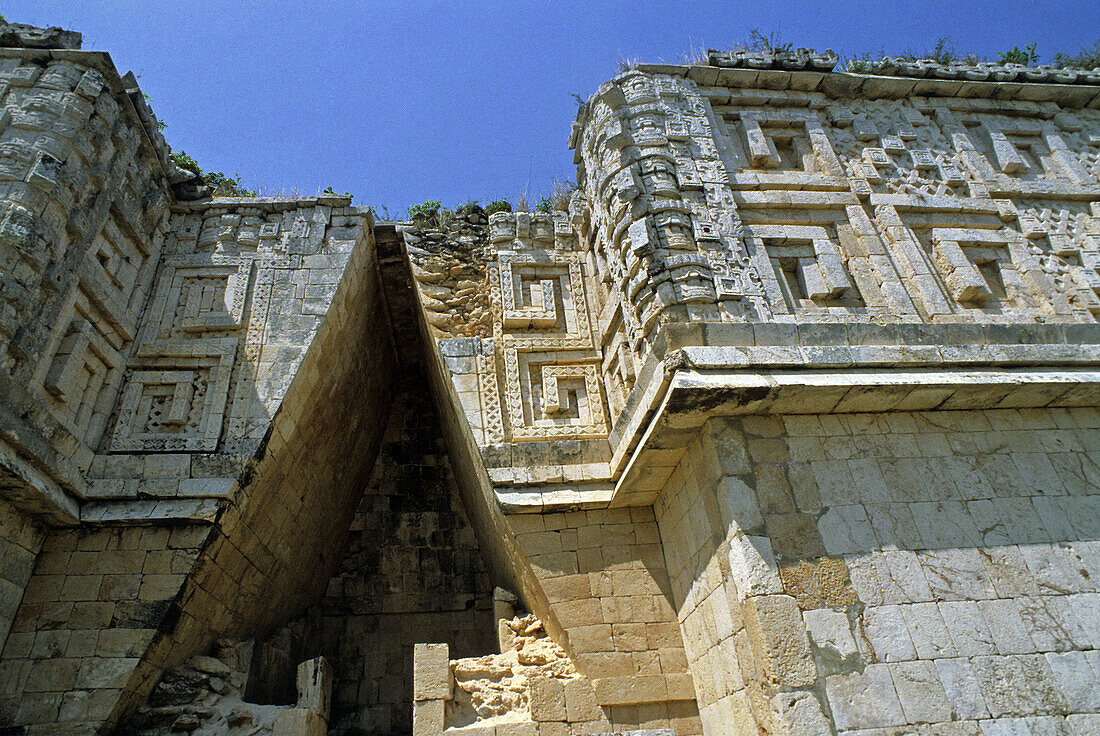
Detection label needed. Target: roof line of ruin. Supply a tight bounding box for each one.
[702,47,1100,84]
[627,57,1100,106]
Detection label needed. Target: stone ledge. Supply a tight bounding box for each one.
[0,438,79,526]
[608,327,1100,489]
[498,485,615,513]
[80,498,223,525]
[169,195,356,213]
[609,366,1100,507]
[629,62,1100,107]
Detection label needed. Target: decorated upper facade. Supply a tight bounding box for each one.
[412,49,1100,510]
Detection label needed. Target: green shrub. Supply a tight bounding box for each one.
[1054,40,1100,69]
[456,199,482,217]
[408,199,441,221]
[486,199,512,215]
[998,43,1039,65]
[169,150,256,197]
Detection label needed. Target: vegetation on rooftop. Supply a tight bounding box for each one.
[168,150,257,198]
[1053,40,1100,69]
[402,180,579,228]
[649,29,1100,74]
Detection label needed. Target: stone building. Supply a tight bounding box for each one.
[0,20,1098,736]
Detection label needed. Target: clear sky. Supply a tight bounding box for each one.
[8,1,1099,215]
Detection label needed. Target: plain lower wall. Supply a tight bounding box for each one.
[0,497,45,656]
[0,523,208,729]
[654,407,1100,736]
[509,506,702,734]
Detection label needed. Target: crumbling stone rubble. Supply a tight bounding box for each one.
[403,207,496,339]
[448,614,578,728]
[124,640,331,736]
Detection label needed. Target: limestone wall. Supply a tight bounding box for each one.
[508,507,700,732]
[654,408,1100,736]
[0,35,398,734]
[0,497,44,655]
[0,46,173,522]
[0,202,392,735]
[140,212,395,657]
[0,523,209,729]
[407,213,615,507]
[81,198,368,513]
[561,58,1100,499]
[3,20,1100,736]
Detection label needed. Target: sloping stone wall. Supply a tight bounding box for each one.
[0,496,45,655]
[279,384,497,735]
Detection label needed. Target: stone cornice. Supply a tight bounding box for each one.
[629,63,1100,108]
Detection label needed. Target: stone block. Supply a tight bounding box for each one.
[1067,714,1100,736]
[902,602,957,659]
[935,657,991,720]
[412,697,444,736]
[765,514,826,560]
[592,674,667,705]
[742,594,816,687]
[803,608,858,660]
[891,659,952,723]
[971,655,1069,717]
[412,643,450,701]
[564,676,603,722]
[727,534,783,600]
[296,657,333,717]
[771,690,832,736]
[862,605,917,661]
[273,707,327,736]
[529,675,566,721]
[825,663,906,729]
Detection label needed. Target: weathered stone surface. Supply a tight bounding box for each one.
[1,18,1099,736]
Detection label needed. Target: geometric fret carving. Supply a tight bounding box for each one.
[744,224,863,311]
[41,316,121,444]
[482,215,610,444]
[928,228,1044,310]
[109,339,236,452]
[503,349,607,442]
[144,257,249,341]
[501,262,558,328]
[497,254,590,346]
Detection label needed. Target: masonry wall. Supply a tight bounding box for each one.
[0,49,173,513]
[0,209,394,735]
[508,507,702,734]
[654,408,1100,736]
[0,522,208,730]
[140,219,399,666]
[0,497,45,655]
[287,385,497,735]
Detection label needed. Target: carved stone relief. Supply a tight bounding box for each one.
[477,213,608,445]
[109,339,236,452]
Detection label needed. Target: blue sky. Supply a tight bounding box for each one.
[9,1,1099,215]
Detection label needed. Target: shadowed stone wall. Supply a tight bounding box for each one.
[0,497,45,657]
[278,384,497,735]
